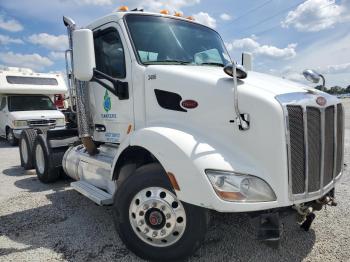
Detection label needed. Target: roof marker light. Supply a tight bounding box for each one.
[118,6,129,12]
[174,11,183,17]
[160,9,169,15]
[186,16,195,21]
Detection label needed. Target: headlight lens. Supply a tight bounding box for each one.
[55,118,65,126]
[13,120,27,127]
[205,170,277,202]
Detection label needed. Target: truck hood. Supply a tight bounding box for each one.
[147,65,311,96]
[9,110,64,120]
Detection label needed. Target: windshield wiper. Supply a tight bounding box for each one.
[199,62,225,67]
[144,60,192,65]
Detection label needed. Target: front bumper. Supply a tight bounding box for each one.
[13,126,66,138]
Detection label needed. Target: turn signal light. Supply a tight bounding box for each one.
[118,6,129,12]
[167,172,180,191]
[160,9,169,15]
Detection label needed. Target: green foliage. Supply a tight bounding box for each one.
[315,85,350,95]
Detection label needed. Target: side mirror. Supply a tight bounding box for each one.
[242,52,252,71]
[72,29,96,81]
[303,69,325,87]
[224,63,247,79]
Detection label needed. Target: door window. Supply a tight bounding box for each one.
[94,28,126,79]
[0,97,6,111]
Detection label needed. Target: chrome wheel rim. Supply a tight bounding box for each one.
[21,139,28,164]
[129,187,186,247]
[35,145,45,174]
[7,131,13,142]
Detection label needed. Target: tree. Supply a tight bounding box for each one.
[346,85,350,94]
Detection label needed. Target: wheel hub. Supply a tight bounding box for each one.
[21,139,28,164]
[129,187,186,247]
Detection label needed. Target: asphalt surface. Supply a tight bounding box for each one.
[0,99,349,262]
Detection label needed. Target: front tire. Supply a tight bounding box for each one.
[19,129,37,169]
[6,128,18,146]
[33,134,60,183]
[113,163,209,261]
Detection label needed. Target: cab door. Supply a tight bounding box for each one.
[89,22,133,144]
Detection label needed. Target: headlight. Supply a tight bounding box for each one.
[205,170,277,202]
[55,118,65,126]
[13,120,27,127]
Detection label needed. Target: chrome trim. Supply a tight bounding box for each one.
[319,107,325,195]
[303,107,309,194]
[275,92,341,202]
[333,105,337,180]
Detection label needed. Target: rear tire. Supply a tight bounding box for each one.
[33,134,60,183]
[6,128,18,146]
[113,163,209,261]
[19,129,37,170]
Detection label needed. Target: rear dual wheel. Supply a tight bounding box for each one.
[113,163,209,261]
[19,129,37,169]
[33,134,60,183]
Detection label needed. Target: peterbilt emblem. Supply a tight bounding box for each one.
[316,96,327,106]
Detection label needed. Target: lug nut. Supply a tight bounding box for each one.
[160,229,166,236]
[161,205,166,211]
[143,204,149,210]
[152,202,157,207]
[152,231,158,237]
[138,220,144,226]
[144,228,149,233]
[166,213,171,219]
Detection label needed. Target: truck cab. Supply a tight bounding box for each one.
[0,68,67,145]
[19,9,345,261]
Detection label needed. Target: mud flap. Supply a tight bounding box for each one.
[252,212,281,248]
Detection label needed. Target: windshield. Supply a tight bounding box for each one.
[125,15,231,66]
[8,96,56,112]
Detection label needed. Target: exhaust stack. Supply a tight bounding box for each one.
[63,16,97,155]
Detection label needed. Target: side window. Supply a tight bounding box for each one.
[0,97,6,111]
[94,28,126,79]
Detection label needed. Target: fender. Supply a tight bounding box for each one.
[111,126,280,212]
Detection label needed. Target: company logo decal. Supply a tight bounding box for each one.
[103,90,111,112]
[316,96,327,106]
[101,90,117,120]
[181,100,198,109]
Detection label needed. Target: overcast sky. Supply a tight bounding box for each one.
[0,0,349,87]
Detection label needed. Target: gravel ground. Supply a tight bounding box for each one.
[0,99,349,262]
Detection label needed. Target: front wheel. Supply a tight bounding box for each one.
[6,128,18,146]
[113,163,209,261]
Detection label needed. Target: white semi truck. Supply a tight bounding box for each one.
[0,67,67,146]
[18,8,344,261]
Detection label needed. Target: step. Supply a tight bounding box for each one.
[71,181,113,206]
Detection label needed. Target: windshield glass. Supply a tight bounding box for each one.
[8,96,56,112]
[125,15,231,66]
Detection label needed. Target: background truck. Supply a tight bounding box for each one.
[18,7,344,261]
[0,67,67,146]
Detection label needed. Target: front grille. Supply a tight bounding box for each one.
[287,104,344,197]
[307,107,321,192]
[287,106,305,194]
[28,119,56,127]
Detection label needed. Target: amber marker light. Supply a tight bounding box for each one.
[127,124,133,134]
[160,9,170,15]
[174,11,183,17]
[118,6,129,12]
[186,16,195,21]
[167,172,180,191]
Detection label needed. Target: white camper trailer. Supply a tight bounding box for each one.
[0,67,67,145]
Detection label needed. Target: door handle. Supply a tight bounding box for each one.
[95,124,106,132]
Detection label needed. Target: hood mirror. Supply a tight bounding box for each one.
[224,63,247,79]
[303,69,325,87]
